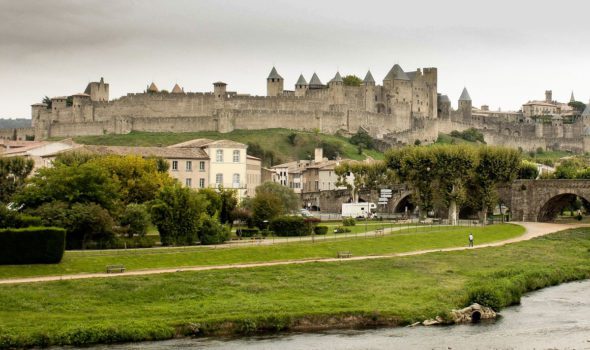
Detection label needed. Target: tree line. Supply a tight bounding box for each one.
[336,144,535,223]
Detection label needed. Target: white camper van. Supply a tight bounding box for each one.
[341,202,376,218]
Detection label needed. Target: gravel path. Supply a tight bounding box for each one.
[0,222,584,285]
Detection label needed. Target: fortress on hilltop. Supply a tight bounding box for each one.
[3,64,590,153]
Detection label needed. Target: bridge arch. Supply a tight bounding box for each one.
[536,193,587,222]
[510,180,590,222]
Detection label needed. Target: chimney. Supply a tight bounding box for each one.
[314,148,323,163]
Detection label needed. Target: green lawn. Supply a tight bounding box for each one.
[0,227,588,348]
[65,129,384,162]
[0,224,523,279]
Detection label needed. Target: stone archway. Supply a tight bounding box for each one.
[537,193,586,222]
[392,193,415,216]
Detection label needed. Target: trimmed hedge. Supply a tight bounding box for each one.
[314,226,328,235]
[270,216,308,237]
[0,227,66,264]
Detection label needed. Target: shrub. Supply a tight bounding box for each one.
[342,217,356,226]
[119,204,151,237]
[0,206,41,228]
[270,216,308,237]
[237,228,259,238]
[333,226,351,234]
[198,215,230,245]
[466,286,503,311]
[67,203,116,250]
[314,226,328,235]
[0,227,66,264]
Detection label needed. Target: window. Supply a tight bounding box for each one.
[199,178,205,188]
[315,180,319,190]
[232,173,240,188]
[172,160,178,171]
[216,149,223,162]
[186,161,192,172]
[233,150,240,163]
[185,178,192,187]
[215,173,223,185]
[199,161,205,172]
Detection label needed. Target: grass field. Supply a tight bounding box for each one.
[0,227,588,348]
[0,224,523,280]
[66,129,384,163]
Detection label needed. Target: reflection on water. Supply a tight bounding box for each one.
[76,280,590,350]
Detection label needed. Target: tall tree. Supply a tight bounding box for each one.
[15,162,120,212]
[0,157,34,204]
[255,181,300,213]
[150,185,208,246]
[431,145,477,224]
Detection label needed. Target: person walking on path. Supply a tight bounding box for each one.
[468,233,474,247]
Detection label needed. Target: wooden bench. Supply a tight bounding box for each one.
[337,251,352,258]
[375,228,384,236]
[106,265,126,273]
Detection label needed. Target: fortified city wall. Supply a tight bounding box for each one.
[11,65,590,154]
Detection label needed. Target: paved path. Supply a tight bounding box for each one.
[0,222,585,285]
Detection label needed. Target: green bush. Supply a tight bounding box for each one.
[0,227,66,264]
[342,217,356,226]
[270,216,308,236]
[314,226,328,235]
[466,286,503,311]
[120,203,151,237]
[0,206,41,228]
[199,215,230,245]
[334,226,351,234]
[237,228,259,238]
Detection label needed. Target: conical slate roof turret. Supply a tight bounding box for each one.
[171,84,183,94]
[296,74,307,86]
[570,91,576,103]
[309,73,323,86]
[363,70,375,84]
[147,82,159,93]
[459,87,472,101]
[582,100,590,117]
[267,67,283,80]
[384,64,410,81]
[330,71,343,83]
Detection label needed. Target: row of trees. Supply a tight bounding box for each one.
[0,153,237,248]
[1,151,304,249]
[336,145,527,223]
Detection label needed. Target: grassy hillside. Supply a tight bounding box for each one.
[70,129,384,165]
[435,133,478,145]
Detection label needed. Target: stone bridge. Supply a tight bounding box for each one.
[500,179,590,222]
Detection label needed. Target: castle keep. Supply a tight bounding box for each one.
[8,64,589,153]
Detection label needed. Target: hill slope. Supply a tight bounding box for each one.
[70,129,384,166]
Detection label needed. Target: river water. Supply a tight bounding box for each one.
[81,280,590,350]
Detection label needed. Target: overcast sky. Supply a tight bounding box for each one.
[1,0,589,118]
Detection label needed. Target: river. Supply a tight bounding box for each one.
[79,280,590,350]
